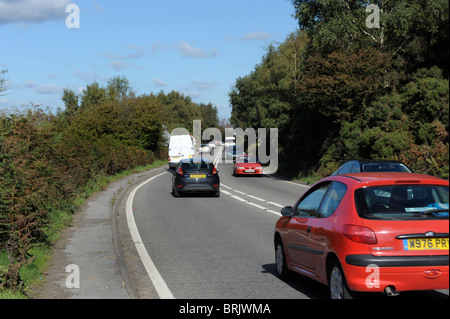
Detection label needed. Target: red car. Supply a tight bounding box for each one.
[233,155,263,176]
[274,173,449,299]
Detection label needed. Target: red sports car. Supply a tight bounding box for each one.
[274,172,449,299]
[233,155,263,176]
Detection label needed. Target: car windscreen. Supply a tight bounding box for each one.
[181,162,214,172]
[361,162,412,173]
[355,185,449,220]
[236,156,259,163]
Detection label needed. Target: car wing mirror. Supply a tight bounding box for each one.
[281,206,293,217]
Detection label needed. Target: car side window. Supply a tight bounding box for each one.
[294,183,330,217]
[318,182,348,218]
[340,163,354,174]
[351,163,360,173]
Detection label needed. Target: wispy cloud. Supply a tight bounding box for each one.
[153,78,167,87]
[109,60,131,71]
[174,42,219,58]
[240,31,271,41]
[100,46,145,60]
[24,80,64,94]
[226,31,271,42]
[0,0,71,25]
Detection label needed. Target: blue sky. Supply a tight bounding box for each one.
[0,0,298,119]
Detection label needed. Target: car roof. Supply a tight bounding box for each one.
[180,158,212,163]
[326,172,448,186]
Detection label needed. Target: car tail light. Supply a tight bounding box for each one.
[212,167,218,175]
[176,166,184,176]
[343,225,377,245]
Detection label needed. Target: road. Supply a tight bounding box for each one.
[127,150,449,300]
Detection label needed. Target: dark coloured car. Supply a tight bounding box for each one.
[332,160,413,176]
[172,158,220,197]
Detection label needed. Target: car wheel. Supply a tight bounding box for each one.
[213,190,220,197]
[172,187,180,197]
[329,262,355,299]
[275,240,290,280]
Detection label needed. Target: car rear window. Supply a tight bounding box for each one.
[355,185,449,220]
[361,162,412,173]
[181,162,214,171]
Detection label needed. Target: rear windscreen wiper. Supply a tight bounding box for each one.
[422,209,449,216]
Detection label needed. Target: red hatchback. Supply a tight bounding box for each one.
[274,173,449,299]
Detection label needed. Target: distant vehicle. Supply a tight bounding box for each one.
[199,144,211,154]
[168,135,195,170]
[274,172,449,299]
[233,155,263,176]
[172,158,220,197]
[226,145,243,160]
[332,160,413,176]
[224,136,235,148]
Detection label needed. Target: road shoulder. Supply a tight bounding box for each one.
[31,165,168,299]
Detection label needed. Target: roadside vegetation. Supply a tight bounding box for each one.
[0,74,219,297]
[230,0,449,181]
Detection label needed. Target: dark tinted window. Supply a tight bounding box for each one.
[294,183,330,217]
[181,162,214,171]
[361,162,412,173]
[355,185,449,220]
[319,182,348,218]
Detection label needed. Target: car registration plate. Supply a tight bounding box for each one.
[403,238,449,250]
[190,174,206,178]
[245,170,255,173]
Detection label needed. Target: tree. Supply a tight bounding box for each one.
[0,69,8,96]
[291,0,449,75]
[106,76,133,101]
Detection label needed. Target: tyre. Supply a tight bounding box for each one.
[275,239,290,280]
[172,187,180,197]
[328,262,357,299]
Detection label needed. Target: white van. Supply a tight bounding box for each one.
[168,135,195,169]
[224,136,235,148]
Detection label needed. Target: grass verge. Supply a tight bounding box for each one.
[0,160,167,299]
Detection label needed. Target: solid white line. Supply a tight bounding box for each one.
[126,172,174,299]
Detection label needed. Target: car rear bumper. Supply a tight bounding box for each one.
[343,254,449,292]
[178,184,219,192]
[174,176,220,193]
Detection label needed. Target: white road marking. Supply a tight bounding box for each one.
[126,172,175,299]
[220,183,282,217]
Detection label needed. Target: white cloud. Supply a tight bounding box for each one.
[0,0,71,25]
[174,42,219,58]
[109,60,132,71]
[24,80,64,94]
[240,31,271,41]
[101,46,145,60]
[227,32,271,42]
[74,70,98,82]
[191,81,218,91]
[153,78,167,87]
